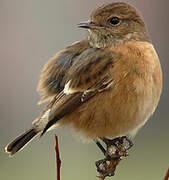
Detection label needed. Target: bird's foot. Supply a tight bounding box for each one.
[102,136,133,153]
[95,136,133,178]
[95,157,119,178]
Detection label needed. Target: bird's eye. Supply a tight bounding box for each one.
[109,17,120,26]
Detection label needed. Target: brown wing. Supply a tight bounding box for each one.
[66,48,117,91]
[37,38,90,104]
[41,48,119,135]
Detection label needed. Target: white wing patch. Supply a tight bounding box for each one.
[64,80,77,95]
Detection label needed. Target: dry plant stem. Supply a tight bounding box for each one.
[55,134,61,180]
[98,176,105,180]
[164,168,169,180]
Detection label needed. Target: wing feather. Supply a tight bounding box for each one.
[37,39,90,104]
[40,48,119,135]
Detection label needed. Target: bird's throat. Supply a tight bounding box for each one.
[88,30,150,48]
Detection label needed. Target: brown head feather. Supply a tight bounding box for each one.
[87,2,150,48]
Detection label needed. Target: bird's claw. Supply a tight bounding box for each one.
[95,158,117,178]
[95,136,134,178]
[95,159,107,173]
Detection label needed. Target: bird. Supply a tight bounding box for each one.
[5,2,162,157]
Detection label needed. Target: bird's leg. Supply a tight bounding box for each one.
[94,140,106,155]
[95,136,134,178]
[94,140,114,175]
[94,140,114,176]
[102,136,133,153]
[94,138,120,177]
[122,136,134,150]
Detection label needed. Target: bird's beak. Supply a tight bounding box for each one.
[77,21,96,29]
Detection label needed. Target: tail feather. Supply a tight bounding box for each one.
[5,128,39,156]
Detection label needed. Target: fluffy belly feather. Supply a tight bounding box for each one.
[61,80,160,139]
[60,42,162,139]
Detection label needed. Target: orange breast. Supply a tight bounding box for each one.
[61,41,162,139]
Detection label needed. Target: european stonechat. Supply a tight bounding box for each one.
[5,2,162,161]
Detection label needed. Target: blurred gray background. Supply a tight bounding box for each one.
[0,0,169,179]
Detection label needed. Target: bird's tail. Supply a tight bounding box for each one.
[5,128,39,156]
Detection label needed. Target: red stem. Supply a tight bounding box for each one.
[55,134,61,180]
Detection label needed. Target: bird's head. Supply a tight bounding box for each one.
[78,2,150,48]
